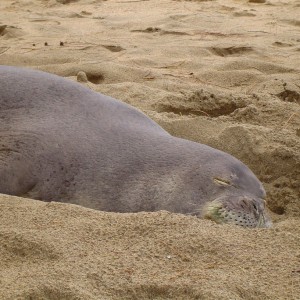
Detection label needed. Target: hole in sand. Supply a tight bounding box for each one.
[56,0,79,4]
[86,73,104,84]
[131,27,161,33]
[102,45,125,52]
[272,206,285,215]
[208,46,254,57]
[277,90,300,104]
[0,25,7,36]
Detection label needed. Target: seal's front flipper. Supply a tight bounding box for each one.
[0,142,38,198]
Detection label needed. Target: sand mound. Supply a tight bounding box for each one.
[0,0,299,298]
[1,194,299,299]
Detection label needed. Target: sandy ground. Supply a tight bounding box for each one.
[0,0,299,299]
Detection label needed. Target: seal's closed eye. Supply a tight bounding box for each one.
[213,177,231,186]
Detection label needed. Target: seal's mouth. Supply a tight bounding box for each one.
[202,198,272,228]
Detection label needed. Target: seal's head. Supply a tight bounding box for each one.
[203,193,272,228]
[198,161,272,228]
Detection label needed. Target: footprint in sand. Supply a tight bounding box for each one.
[0,24,24,39]
[208,46,254,57]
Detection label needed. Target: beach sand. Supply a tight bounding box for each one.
[0,0,299,299]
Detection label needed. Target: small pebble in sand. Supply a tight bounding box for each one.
[77,71,88,83]
[60,41,64,46]
[44,42,48,46]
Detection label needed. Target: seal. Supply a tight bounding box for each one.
[0,65,271,227]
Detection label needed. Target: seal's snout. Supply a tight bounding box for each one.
[202,195,272,228]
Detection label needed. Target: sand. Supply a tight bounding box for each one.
[0,0,299,299]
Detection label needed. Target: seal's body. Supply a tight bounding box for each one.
[0,66,271,227]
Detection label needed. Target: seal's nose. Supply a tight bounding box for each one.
[238,197,258,213]
[238,197,263,214]
[237,196,272,228]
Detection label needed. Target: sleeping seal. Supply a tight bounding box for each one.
[0,65,271,227]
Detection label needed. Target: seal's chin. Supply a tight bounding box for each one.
[202,198,272,228]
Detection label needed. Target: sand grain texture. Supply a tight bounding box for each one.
[0,195,299,300]
[0,0,299,299]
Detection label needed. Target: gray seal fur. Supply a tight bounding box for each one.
[0,66,271,227]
